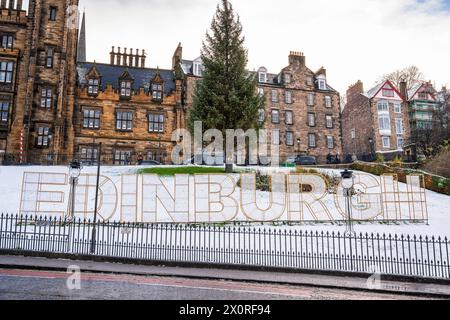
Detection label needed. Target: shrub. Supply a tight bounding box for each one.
[375,153,385,163]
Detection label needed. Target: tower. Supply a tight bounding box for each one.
[77,10,86,62]
[6,0,80,164]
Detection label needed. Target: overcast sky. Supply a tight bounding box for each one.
[45,0,450,93]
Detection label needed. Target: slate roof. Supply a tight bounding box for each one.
[77,62,176,95]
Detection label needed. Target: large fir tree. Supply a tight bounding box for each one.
[188,0,264,164]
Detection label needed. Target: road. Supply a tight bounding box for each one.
[0,268,430,300]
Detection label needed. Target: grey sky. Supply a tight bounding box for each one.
[77,0,449,93]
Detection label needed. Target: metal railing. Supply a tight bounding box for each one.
[0,213,449,279]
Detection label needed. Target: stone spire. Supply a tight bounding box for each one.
[77,10,87,62]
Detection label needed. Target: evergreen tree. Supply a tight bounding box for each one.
[188,0,264,166]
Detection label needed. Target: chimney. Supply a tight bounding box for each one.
[110,46,115,65]
[135,49,140,68]
[116,47,121,65]
[399,79,407,100]
[172,43,183,69]
[1,1,6,9]
[346,80,364,103]
[16,0,22,10]
[288,51,305,67]
[129,48,134,67]
[123,48,128,66]
[140,49,146,68]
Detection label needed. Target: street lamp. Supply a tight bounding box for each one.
[297,138,301,153]
[68,160,81,220]
[341,169,355,236]
[368,137,375,162]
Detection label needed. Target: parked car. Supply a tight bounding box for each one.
[295,155,317,166]
[138,160,161,166]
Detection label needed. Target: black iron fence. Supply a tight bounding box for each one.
[0,213,449,279]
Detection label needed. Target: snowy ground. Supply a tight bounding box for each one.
[0,165,449,238]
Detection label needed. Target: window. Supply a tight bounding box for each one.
[40,88,52,108]
[284,73,291,84]
[382,89,394,97]
[0,101,9,123]
[308,133,316,148]
[271,90,278,102]
[397,136,404,149]
[318,79,327,90]
[83,109,101,129]
[152,83,163,101]
[325,115,333,128]
[382,136,390,148]
[378,115,390,130]
[351,129,356,139]
[88,79,99,95]
[46,48,54,68]
[0,61,14,84]
[325,96,332,108]
[307,93,314,106]
[285,110,293,125]
[148,114,164,133]
[148,150,166,163]
[286,132,294,146]
[80,146,99,162]
[116,111,133,131]
[120,81,132,98]
[308,113,315,127]
[114,150,132,165]
[37,126,50,147]
[418,92,428,100]
[49,7,57,21]
[1,35,13,49]
[377,101,389,112]
[258,88,264,97]
[259,71,267,83]
[271,130,280,145]
[326,136,334,149]
[258,108,265,122]
[394,103,402,113]
[395,118,404,134]
[285,91,292,104]
[271,110,279,124]
[306,76,313,86]
[193,63,202,76]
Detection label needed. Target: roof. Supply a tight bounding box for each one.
[363,80,403,99]
[407,82,423,100]
[77,62,176,95]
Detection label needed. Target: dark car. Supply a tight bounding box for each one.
[295,156,317,166]
[138,160,161,166]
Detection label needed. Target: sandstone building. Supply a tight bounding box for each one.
[178,49,343,164]
[0,0,79,164]
[342,80,411,160]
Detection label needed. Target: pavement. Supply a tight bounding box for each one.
[0,254,449,299]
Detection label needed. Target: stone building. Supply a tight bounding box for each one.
[0,0,79,164]
[74,47,184,164]
[178,49,343,164]
[342,80,411,161]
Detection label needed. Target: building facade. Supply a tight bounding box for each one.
[0,0,79,164]
[74,47,184,165]
[342,80,411,160]
[408,81,439,131]
[179,50,343,164]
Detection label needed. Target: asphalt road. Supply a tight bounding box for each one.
[0,268,428,300]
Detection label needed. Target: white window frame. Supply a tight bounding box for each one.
[378,115,390,131]
[325,96,332,108]
[307,93,314,106]
[326,136,334,149]
[285,91,292,104]
[382,136,390,148]
[271,90,278,103]
[272,129,280,145]
[395,118,404,134]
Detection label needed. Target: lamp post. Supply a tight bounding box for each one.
[341,169,355,237]
[68,160,81,220]
[90,142,102,254]
[368,137,375,162]
[297,138,301,153]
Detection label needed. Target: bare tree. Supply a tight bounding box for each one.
[380,66,425,91]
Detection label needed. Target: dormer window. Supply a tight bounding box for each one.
[120,81,132,98]
[258,67,267,83]
[318,79,327,90]
[193,63,203,76]
[88,79,99,95]
[152,83,163,101]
